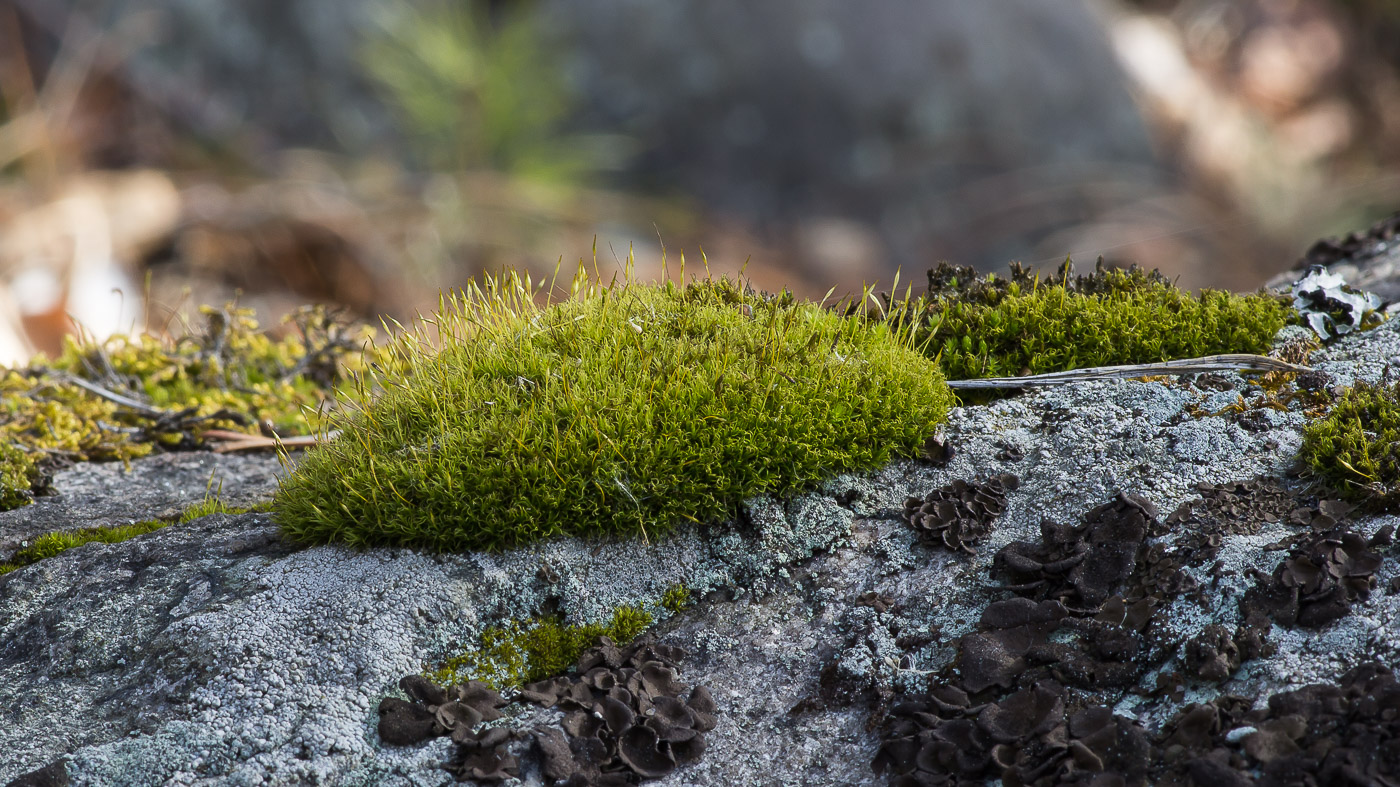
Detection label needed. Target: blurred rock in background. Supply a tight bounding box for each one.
[0,0,1397,363]
[538,0,1168,282]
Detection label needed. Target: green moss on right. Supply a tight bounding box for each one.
[901,260,1297,383]
[1299,379,1400,510]
[428,605,653,690]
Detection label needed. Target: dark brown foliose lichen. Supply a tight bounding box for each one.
[520,637,715,785]
[1163,479,1304,537]
[379,637,713,785]
[1240,525,1391,629]
[875,479,1400,787]
[876,492,1164,786]
[873,679,1152,787]
[903,473,1020,554]
[1152,663,1400,787]
[918,435,956,467]
[992,491,1155,609]
[376,675,519,781]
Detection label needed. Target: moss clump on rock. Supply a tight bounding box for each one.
[0,304,376,512]
[0,518,171,575]
[903,260,1297,381]
[1299,379,1400,510]
[274,268,955,552]
[661,582,693,613]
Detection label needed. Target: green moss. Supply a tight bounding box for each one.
[274,268,954,552]
[428,605,653,690]
[1299,379,1400,510]
[178,494,270,524]
[660,582,693,614]
[0,304,376,513]
[901,260,1297,385]
[0,441,41,510]
[0,517,171,575]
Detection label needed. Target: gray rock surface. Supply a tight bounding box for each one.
[3,308,1400,785]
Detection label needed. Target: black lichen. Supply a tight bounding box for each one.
[1151,663,1400,786]
[1240,525,1390,630]
[903,473,1020,554]
[380,636,713,785]
[992,492,1155,609]
[874,480,1400,787]
[874,680,1151,787]
[522,638,714,785]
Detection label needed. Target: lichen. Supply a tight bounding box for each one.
[428,605,653,690]
[275,266,954,552]
[1299,378,1400,510]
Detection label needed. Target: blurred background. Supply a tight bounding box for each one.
[0,0,1398,364]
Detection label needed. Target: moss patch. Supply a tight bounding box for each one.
[428,605,653,690]
[902,260,1297,384]
[0,304,376,513]
[274,269,955,552]
[0,517,172,575]
[1299,379,1400,510]
[661,582,693,614]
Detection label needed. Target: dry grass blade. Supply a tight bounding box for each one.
[203,429,340,453]
[945,354,1311,389]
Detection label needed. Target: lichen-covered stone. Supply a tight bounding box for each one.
[3,274,1400,786]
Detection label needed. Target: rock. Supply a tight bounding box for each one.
[0,451,283,563]
[1267,211,1400,304]
[3,292,1400,785]
[542,0,1161,273]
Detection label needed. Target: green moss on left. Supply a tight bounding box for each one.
[1299,379,1400,510]
[275,267,954,553]
[0,517,171,575]
[0,441,42,510]
[0,304,377,513]
[0,486,271,575]
[428,605,653,690]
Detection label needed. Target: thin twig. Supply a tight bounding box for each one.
[945,354,1311,390]
[202,429,340,453]
[54,372,168,417]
